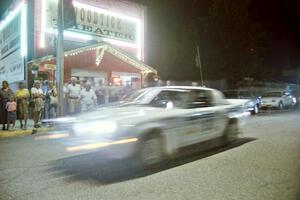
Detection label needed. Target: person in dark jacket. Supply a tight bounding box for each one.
[0,80,14,130]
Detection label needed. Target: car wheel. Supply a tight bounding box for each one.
[139,133,164,166]
[252,105,259,115]
[224,118,239,142]
[278,102,283,110]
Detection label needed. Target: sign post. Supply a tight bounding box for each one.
[196,45,204,86]
[56,0,65,117]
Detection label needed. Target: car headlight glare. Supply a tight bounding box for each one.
[73,121,118,136]
[292,97,296,103]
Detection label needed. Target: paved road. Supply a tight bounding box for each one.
[1,109,300,200]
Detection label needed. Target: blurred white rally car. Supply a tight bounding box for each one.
[47,86,246,166]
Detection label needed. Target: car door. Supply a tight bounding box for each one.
[148,89,191,148]
[184,110,217,146]
[211,90,229,137]
[180,89,219,146]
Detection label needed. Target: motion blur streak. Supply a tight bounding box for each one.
[34,133,70,140]
[66,138,139,152]
[113,138,139,145]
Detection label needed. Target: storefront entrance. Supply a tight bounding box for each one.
[27,43,157,104]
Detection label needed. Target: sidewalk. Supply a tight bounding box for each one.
[0,119,52,138]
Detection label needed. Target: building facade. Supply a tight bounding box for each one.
[0,0,156,90]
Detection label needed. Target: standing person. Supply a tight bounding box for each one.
[0,80,14,130]
[15,82,30,130]
[31,80,45,128]
[80,82,97,112]
[63,82,69,115]
[47,81,58,119]
[79,80,86,89]
[6,95,17,131]
[166,80,172,86]
[95,89,105,105]
[41,80,49,94]
[67,77,81,115]
[191,82,199,87]
[41,80,49,119]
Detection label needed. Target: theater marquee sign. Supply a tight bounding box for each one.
[45,0,139,43]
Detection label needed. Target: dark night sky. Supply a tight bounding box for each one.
[252,0,300,64]
[0,0,300,80]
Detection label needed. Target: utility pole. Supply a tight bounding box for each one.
[56,0,64,116]
[196,45,204,86]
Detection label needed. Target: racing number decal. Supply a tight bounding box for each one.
[201,117,213,132]
[186,125,200,135]
[184,114,214,135]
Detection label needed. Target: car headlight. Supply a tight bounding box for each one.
[292,97,297,103]
[73,121,118,136]
[43,117,77,123]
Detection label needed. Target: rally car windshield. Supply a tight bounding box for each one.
[124,88,213,109]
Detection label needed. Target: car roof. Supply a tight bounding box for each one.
[264,91,284,93]
[223,89,251,92]
[154,86,216,91]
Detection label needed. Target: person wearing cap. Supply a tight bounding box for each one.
[80,82,97,112]
[31,80,45,128]
[67,77,81,115]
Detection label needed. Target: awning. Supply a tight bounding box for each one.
[28,43,157,75]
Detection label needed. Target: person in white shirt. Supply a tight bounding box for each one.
[67,77,81,115]
[80,82,97,112]
[31,80,45,128]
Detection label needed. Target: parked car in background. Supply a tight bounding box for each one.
[223,89,261,115]
[260,91,294,109]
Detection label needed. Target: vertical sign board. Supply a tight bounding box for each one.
[0,6,24,84]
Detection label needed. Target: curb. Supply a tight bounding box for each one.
[0,128,54,138]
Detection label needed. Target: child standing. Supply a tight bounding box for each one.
[6,95,17,131]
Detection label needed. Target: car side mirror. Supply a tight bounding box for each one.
[166,101,174,109]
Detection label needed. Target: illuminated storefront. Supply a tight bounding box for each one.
[28,43,156,88]
[0,0,156,88]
